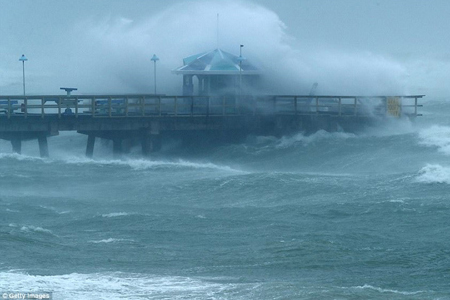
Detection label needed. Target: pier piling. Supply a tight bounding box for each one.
[37,133,49,158]
[11,139,22,154]
[86,135,96,158]
[112,139,123,158]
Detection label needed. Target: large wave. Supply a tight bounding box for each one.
[418,125,450,155]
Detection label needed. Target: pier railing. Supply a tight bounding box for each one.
[0,94,424,119]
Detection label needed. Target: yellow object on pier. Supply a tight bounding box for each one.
[387,96,401,117]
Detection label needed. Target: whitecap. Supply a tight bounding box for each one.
[89,238,134,244]
[0,153,43,162]
[416,164,450,184]
[418,125,450,155]
[20,225,54,235]
[387,199,405,203]
[38,205,71,215]
[101,212,131,218]
[49,156,245,173]
[353,284,423,295]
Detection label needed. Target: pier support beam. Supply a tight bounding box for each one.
[86,135,96,158]
[37,133,49,158]
[11,139,22,154]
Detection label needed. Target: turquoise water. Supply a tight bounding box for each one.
[0,98,449,299]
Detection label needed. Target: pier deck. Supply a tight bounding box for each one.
[0,94,424,157]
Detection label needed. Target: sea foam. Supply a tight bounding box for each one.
[0,271,241,300]
[51,156,245,173]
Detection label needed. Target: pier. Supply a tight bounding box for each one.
[0,94,424,157]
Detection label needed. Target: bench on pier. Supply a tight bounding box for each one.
[0,100,20,114]
[94,99,127,115]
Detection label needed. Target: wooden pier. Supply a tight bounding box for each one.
[0,94,424,157]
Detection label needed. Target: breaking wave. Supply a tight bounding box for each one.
[57,157,245,173]
[276,130,356,149]
[418,125,450,155]
[8,224,56,236]
[0,271,250,300]
[416,164,450,184]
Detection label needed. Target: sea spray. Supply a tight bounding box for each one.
[0,1,407,96]
[418,125,450,155]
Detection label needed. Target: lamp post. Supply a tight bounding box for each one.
[19,54,28,95]
[238,45,244,99]
[151,54,159,94]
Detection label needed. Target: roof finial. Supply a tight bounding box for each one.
[216,13,220,49]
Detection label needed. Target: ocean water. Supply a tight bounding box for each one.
[1,98,450,299]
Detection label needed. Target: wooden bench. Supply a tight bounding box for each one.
[0,100,19,114]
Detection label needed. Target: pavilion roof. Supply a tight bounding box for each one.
[173,48,259,75]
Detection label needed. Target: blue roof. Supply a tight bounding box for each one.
[173,48,259,75]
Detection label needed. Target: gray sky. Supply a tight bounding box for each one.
[1,0,450,97]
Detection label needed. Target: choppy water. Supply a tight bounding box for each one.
[1,97,450,299]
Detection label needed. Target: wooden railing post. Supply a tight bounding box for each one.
[91,97,96,117]
[158,96,162,116]
[338,97,342,116]
[174,96,178,116]
[315,97,319,114]
[294,96,297,115]
[24,98,28,118]
[108,97,112,117]
[75,96,79,117]
[273,97,277,114]
[58,97,62,118]
[414,97,418,116]
[7,98,11,119]
[41,98,44,118]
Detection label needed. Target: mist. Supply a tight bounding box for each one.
[1,0,449,97]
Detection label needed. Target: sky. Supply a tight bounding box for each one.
[1,0,450,97]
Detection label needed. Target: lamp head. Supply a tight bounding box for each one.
[151,54,159,62]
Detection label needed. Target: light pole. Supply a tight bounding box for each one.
[238,45,244,99]
[19,54,28,95]
[151,54,159,94]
